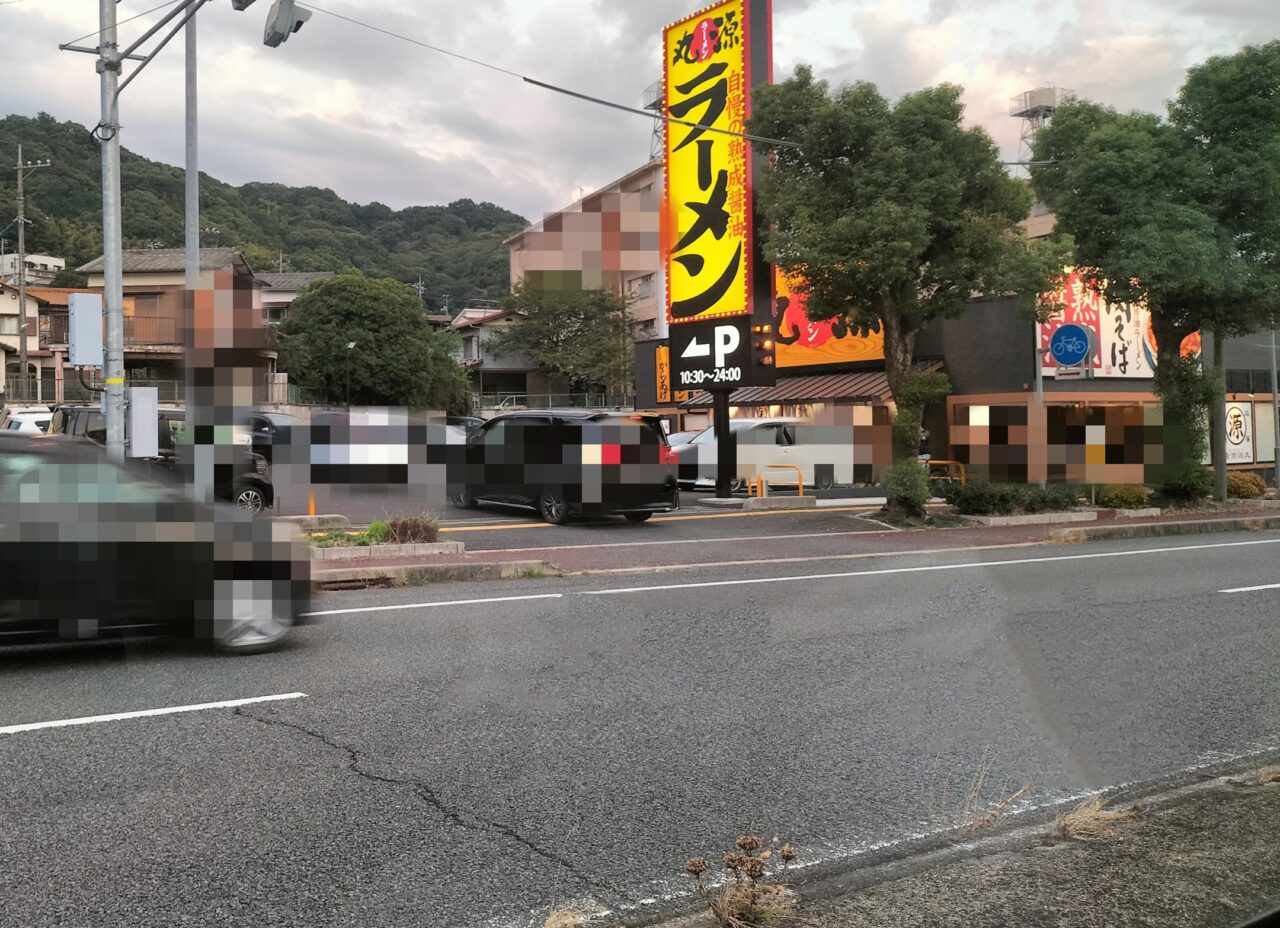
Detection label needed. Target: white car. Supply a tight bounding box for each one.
[0,405,53,435]
[671,417,860,491]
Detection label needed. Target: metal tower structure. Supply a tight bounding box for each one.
[643,80,664,160]
[1009,86,1071,173]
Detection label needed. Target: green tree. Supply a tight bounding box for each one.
[277,270,470,412]
[747,68,1066,466]
[1031,42,1279,499]
[48,268,88,288]
[491,284,638,397]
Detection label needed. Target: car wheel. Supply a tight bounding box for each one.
[728,477,745,493]
[452,485,478,509]
[538,491,570,525]
[211,579,294,655]
[816,472,835,491]
[235,483,267,513]
[624,512,653,523]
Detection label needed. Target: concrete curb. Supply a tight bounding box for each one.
[970,510,1097,527]
[1050,514,1280,543]
[1115,507,1162,518]
[314,559,561,587]
[743,496,819,511]
[311,541,465,560]
[277,514,351,531]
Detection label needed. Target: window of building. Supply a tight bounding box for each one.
[626,274,654,300]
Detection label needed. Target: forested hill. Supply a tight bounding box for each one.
[0,113,528,310]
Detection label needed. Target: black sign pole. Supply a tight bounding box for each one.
[713,387,733,498]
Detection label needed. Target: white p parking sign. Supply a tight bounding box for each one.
[670,318,752,390]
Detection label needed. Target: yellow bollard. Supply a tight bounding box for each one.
[308,490,316,517]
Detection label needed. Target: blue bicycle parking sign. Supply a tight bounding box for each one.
[1050,323,1092,367]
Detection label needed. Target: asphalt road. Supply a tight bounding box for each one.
[3,532,1279,927]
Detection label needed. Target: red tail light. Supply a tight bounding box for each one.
[659,445,676,465]
[601,443,622,465]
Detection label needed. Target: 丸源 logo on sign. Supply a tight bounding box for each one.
[1227,406,1246,445]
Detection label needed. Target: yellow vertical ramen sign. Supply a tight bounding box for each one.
[662,1,752,325]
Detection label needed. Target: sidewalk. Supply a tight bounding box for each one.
[309,506,1280,584]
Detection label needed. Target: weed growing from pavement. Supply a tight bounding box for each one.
[685,834,800,927]
[925,745,1033,835]
[1047,795,1142,842]
[542,906,587,928]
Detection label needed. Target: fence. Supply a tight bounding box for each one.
[475,392,635,411]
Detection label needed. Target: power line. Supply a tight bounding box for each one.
[298,2,800,149]
[64,0,180,47]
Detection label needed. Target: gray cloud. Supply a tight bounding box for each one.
[1,0,1276,229]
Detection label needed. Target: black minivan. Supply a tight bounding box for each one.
[450,410,679,524]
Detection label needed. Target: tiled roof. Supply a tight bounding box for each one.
[257,271,335,290]
[77,247,240,274]
[23,287,79,307]
[680,361,945,408]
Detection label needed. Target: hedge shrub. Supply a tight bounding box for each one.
[1098,484,1148,509]
[944,482,1081,516]
[1226,472,1266,499]
[885,458,931,516]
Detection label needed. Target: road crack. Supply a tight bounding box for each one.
[234,706,617,899]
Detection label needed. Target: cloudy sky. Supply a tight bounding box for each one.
[1,0,1274,223]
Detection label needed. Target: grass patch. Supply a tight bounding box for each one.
[1231,765,1280,788]
[309,512,442,548]
[1047,795,1141,842]
[542,907,587,928]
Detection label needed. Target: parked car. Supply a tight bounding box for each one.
[666,430,700,447]
[451,410,679,523]
[446,415,486,435]
[671,417,859,492]
[52,404,274,512]
[0,433,310,653]
[0,405,52,434]
[242,410,297,464]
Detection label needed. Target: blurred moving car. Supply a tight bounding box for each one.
[1,405,53,434]
[451,410,679,523]
[0,433,310,653]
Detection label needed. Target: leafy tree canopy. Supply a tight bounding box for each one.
[277,270,471,413]
[0,113,528,312]
[491,284,638,396]
[747,67,1064,460]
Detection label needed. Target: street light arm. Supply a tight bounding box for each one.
[114,0,210,103]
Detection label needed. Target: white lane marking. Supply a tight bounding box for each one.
[581,541,1047,574]
[574,537,1280,596]
[478,529,882,554]
[1219,582,1280,593]
[0,692,307,737]
[301,592,562,618]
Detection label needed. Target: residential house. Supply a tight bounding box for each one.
[0,281,51,403]
[450,303,569,410]
[62,248,275,403]
[257,271,334,326]
[0,253,65,287]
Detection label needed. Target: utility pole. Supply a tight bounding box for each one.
[97,0,127,459]
[15,144,52,389]
[1271,317,1279,493]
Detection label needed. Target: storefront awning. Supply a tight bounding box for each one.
[679,362,942,409]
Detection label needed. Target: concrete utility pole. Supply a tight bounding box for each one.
[1271,318,1280,492]
[97,0,127,459]
[1211,328,1228,502]
[15,144,52,389]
